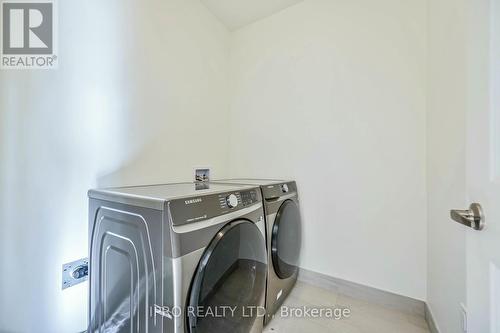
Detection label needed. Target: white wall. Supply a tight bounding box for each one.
[426,0,467,331]
[227,0,428,300]
[0,0,230,331]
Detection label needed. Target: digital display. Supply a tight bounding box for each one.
[241,190,257,206]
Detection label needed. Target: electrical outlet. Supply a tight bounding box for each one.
[460,303,468,333]
[62,258,89,290]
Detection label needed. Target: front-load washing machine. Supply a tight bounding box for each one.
[212,180,302,324]
[88,182,267,333]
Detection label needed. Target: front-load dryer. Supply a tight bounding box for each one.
[212,179,302,324]
[88,182,267,333]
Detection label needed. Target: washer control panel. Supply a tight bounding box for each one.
[240,189,258,206]
[218,189,258,210]
[225,194,239,208]
[219,192,241,209]
[170,188,261,226]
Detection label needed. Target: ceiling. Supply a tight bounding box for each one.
[200,0,304,31]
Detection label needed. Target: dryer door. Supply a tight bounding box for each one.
[271,199,302,279]
[187,220,267,333]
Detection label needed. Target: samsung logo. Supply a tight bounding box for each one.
[185,198,202,205]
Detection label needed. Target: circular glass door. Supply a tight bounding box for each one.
[271,200,302,279]
[187,220,267,333]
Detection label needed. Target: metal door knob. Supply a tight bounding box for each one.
[450,203,485,230]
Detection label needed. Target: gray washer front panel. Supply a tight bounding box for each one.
[167,207,266,333]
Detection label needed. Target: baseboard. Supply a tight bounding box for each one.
[425,303,441,333]
[298,268,425,318]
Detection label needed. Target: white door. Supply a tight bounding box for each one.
[463,0,500,331]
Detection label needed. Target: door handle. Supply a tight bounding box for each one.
[450,203,485,230]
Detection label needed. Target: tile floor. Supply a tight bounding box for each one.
[263,282,430,333]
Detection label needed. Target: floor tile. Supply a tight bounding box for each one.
[263,281,430,333]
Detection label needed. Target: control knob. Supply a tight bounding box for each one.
[226,194,238,208]
[281,184,289,193]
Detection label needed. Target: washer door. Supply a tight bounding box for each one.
[271,200,302,279]
[187,220,267,333]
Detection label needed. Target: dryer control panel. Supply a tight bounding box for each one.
[261,181,297,200]
[170,188,261,226]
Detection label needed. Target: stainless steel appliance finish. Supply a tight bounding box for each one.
[212,179,302,324]
[88,182,267,333]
